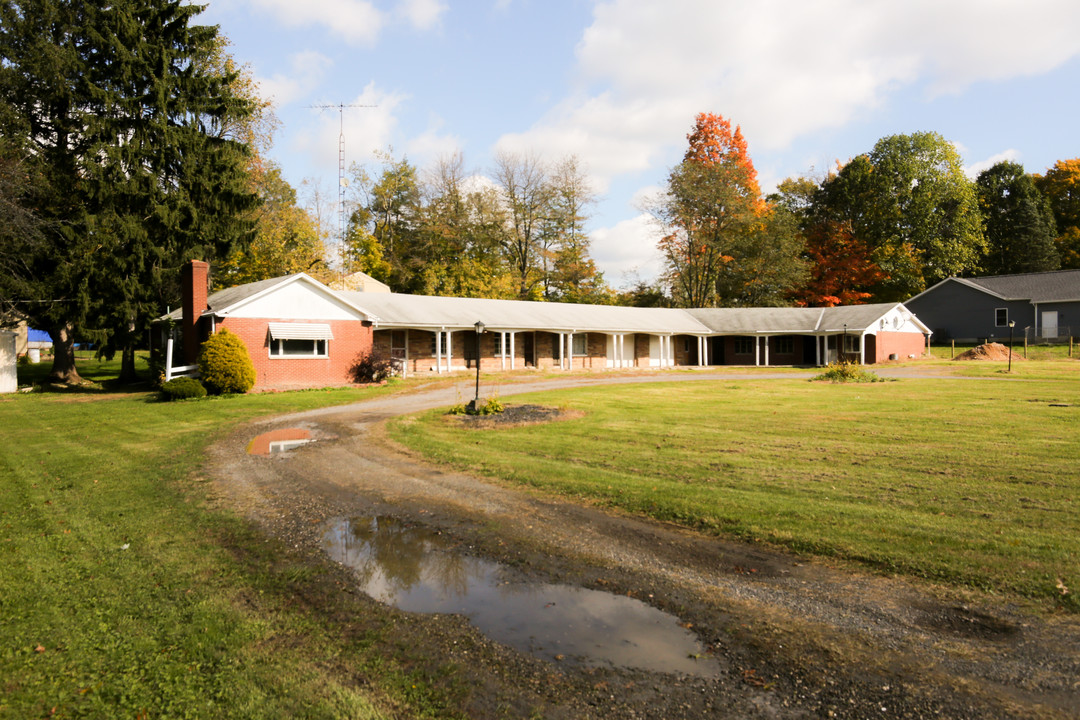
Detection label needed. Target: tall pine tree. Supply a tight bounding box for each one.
[0,0,256,382]
[976,161,1059,275]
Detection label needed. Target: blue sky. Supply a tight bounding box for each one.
[199,0,1080,286]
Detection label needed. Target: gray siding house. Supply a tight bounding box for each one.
[905,270,1080,342]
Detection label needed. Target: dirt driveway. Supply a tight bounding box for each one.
[206,373,1080,719]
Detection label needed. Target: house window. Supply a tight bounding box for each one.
[572,333,587,356]
[995,308,1008,327]
[267,323,332,358]
[843,333,860,352]
[774,336,794,355]
[431,331,447,355]
[493,333,511,357]
[270,338,328,357]
[734,337,754,355]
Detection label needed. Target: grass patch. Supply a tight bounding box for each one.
[0,360,465,719]
[390,376,1080,610]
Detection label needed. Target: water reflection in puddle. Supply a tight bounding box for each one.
[322,516,719,676]
[247,428,313,455]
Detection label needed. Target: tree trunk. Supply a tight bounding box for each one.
[47,322,84,385]
[119,345,138,384]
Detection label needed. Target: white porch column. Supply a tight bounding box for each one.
[500,331,506,370]
[763,336,770,367]
[435,330,443,374]
[815,335,821,366]
[446,330,453,372]
[404,329,410,378]
[698,336,705,366]
[859,333,866,365]
[510,331,516,370]
[619,334,626,367]
[755,337,760,367]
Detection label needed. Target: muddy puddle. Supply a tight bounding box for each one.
[247,428,313,455]
[322,516,720,676]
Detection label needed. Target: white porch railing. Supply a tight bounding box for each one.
[164,337,199,382]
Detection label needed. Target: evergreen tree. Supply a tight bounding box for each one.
[0,0,256,383]
[976,161,1059,275]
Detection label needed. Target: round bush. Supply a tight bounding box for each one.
[198,329,256,394]
[159,376,207,401]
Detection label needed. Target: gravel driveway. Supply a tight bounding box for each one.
[205,372,1080,719]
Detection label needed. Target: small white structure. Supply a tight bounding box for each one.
[0,330,17,393]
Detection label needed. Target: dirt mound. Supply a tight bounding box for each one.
[953,342,1022,361]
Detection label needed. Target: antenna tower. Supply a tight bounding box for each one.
[307,103,375,283]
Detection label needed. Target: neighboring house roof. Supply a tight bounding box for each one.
[329,271,391,293]
[909,270,1080,304]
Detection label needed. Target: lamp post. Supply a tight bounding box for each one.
[473,320,485,405]
[1008,320,1015,372]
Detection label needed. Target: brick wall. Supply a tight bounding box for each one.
[218,318,372,390]
[873,331,926,362]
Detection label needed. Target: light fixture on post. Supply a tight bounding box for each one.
[472,320,485,409]
[1008,319,1016,372]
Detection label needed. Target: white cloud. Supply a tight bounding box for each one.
[247,0,385,45]
[396,0,447,31]
[405,128,462,166]
[255,51,333,107]
[590,214,665,283]
[965,149,1022,179]
[495,0,1080,197]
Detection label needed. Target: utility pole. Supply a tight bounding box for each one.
[307,103,375,284]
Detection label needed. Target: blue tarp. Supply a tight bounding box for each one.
[27,329,52,342]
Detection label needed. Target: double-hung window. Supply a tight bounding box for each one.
[268,323,332,358]
[774,336,794,355]
[995,308,1008,327]
[734,337,754,355]
[572,333,587,356]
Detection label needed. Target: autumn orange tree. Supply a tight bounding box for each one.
[1035,159,1080,268]
[655,113,804,307]
[791,220,884,306]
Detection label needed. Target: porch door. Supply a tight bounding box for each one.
[390,331,407,372]
[1042,311,1059,339]
[523,332,535,367]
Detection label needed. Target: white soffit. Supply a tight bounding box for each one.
[268,323,334,340]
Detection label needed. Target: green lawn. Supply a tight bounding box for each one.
[390,372,1080,610]
[0,360,463,719]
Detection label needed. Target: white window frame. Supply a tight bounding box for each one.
[493,333,511,358]
[430,331,447,356]
[269,338,328,358]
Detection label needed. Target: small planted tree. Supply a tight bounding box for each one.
[198,329,256,394]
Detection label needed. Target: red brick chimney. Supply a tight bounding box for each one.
[181,260,209,366]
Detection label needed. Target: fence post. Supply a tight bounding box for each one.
[1071,336,1074,358]
[950,339,954,359]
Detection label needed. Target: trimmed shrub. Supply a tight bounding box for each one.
[349,349,395,383]
[159,376,207,401]
[198,329,256,394]
[811,361,886,383]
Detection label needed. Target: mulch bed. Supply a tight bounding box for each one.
[456,403,569,427]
